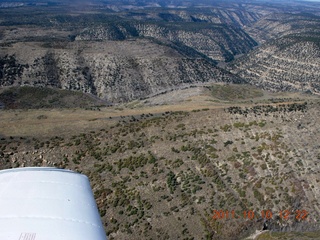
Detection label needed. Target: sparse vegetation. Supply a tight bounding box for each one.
[1,1,320,239]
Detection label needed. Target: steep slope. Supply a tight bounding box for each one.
[75,22,257,62]
[0,3,260,63]
[227,35,320,94]
[246,13,320,43]
[0,39,243,102]
[124,7,263,28]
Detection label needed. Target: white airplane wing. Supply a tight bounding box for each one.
[0,167,107,240]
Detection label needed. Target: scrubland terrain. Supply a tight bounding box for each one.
[1,1,320,98]
[0,40,241,102]
[228,35,320,94]
[1,0,320,239]
[0,84,320,239]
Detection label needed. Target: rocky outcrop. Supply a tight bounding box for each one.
[246,13,320,43]
[75,22,257,62]
[227,35,320,94]
[128,8,262,28]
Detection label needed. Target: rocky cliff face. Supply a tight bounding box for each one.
[124,8,263,27]
[227,35,320,94]
[75,22,257,62]
[2,0,320,102]
[228,10,320,95]
[246,13,320,43]
[0,40,243,102]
